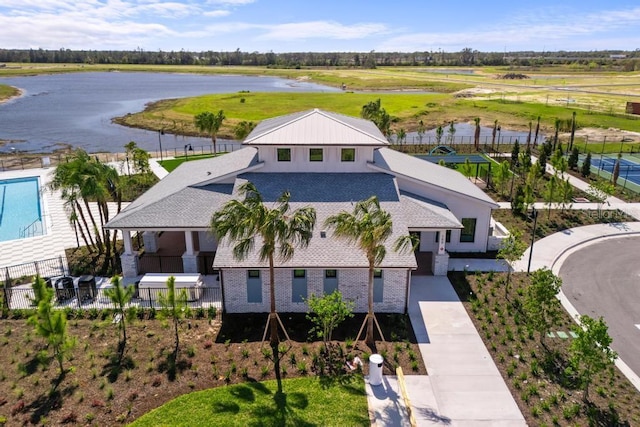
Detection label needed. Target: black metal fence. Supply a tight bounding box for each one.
[2,256,68,285]
[2,284,222,312]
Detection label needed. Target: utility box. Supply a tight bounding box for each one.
[369,353,384,386]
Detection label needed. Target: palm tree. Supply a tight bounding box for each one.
[473,117,481,150]
[104,276,134,357]
[324,196,415,347]
[491,119,498,151]
[533,116,541,147]
[211,182,316,346]
[194,110,225,153]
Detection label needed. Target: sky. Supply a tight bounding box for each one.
[1,0,640,53]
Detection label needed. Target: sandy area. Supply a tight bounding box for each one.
[573,127,640,143]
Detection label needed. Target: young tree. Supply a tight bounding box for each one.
[28,276,76,375]
[586,181,614,218]
[233,120,256,140]
[523,268,562,348]
[306,291,355,351]
[461,157,474,180]
[543,174,559,218]
[417,119,426,144]
[492,160,511,196]
[537,149,548,175]
[581,153,592,178]
[553,118,561,151]
[497,229,527,295]
[533,116,541,147]
[324,196,416,347]
[104,276,135,357]
[558,178,574,214]
[569,315,617,402]
[525,120,532,151]
[395,128,407,145]
[211,182,316,347]
[158,275,190,356]
[491,119,498,150]
[569,111,577,152]
[446,121,456,145]
[435,125,444,145]
[568,147,580,171]
[194,110,226,153]
[518,149,532,181]
[511,184,525,216]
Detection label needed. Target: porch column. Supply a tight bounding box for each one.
[182,230,199,273]
[142,231,159,253]
[432,229,449,276]
[120,230,139,278]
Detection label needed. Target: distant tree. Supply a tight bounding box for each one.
[417,120,426,144]
[104,276,135,358]
[497,229,527,295]
[568,147,580,170]
[511,140,520,168]
[446,121,456,145]
[233,120,256,140]
[361,99,391,137]
[491,119,498,150]
[558,178,574,213]
[511,184,525,216]
[461,157,474,179]
[581,153,592,178]
[306,290,354,351]
[612,153,622,185]
[435,125,444,145]
[553,118,561,151]
[569,315,617,402]
[551,149,568,177]
[518,148,532,180]
[538,149,548,175]
[569,111,577,152]
[158,275,190,356]
[473,117,481,150]
[194,110,226,153]
[526,120,532,151]
[533,116,541,147]
[523,183,535,213]
[395,128,407,144]
[523,268,563,348]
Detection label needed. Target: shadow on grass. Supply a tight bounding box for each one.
[249,391,314,427]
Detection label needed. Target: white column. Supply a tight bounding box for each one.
[185,231,195,255]
[437,229,447,255]
[123,230,133,254]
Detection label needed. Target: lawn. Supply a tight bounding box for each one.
[158,153,220,172]
[449,271,640,426]
[129,376,369,427]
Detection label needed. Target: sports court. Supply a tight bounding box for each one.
[587,155,640,187]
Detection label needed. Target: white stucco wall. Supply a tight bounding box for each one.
[257,146,375,173]
[222,268,408,313]
[397,177,493,252]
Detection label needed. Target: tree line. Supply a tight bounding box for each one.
[1,48,639,69]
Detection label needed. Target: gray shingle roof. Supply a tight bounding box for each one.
[372,148,499,207]
[105,147,259,229]
[399,192,463,229]
[243,109,389,146]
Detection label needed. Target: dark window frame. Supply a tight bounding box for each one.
[277,148,291,162]
[309,148,323,162]
[341,148,355,162]
[460,218,477,243]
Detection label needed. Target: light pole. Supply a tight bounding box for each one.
[158,129,164,161]
[184,144,193,161]
[527,207,538,274]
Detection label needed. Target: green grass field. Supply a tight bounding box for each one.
[159,153,220,172]
[129,377,369,427]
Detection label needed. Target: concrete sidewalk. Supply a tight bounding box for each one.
[366,276,526,426]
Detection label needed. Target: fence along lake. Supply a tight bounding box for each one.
[0,71,535,155]
[0,72,340,154]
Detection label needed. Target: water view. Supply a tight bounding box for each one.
[0,72,340,154]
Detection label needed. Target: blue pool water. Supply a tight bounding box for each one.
[0,177,43,242]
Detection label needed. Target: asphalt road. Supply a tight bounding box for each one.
[559,236,640,377]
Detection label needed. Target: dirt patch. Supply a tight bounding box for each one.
[572,127,640,143]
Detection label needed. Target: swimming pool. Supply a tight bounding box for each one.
[0,176,44,242]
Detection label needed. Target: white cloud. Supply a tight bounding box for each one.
[259,21,389,41]
[206,0,256,5]
[203,9,231,17]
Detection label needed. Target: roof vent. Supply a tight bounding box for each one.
[320,231,326,238]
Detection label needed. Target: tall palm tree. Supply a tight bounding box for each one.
[211,182,316,346]
[324,196,415,347]
[194,110,226,153]
[473,117,481,150]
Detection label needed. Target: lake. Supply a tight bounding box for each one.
[0,72,339,154]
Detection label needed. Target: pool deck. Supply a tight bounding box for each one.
[0,167,124,270]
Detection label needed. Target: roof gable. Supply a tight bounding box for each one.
[243,109,389,146]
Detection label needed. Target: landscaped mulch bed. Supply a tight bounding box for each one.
[449,271,640,426]
[0,311,424,426]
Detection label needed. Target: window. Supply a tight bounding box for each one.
[341,148,355,162]
[460,218,477,243]
[435,230,451,243]
[277,148,291,162]
[323,270,338,294]
[247,270,262,303]
[292,269,307,303]
[309,148,323,162]
[373,269,383,302]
